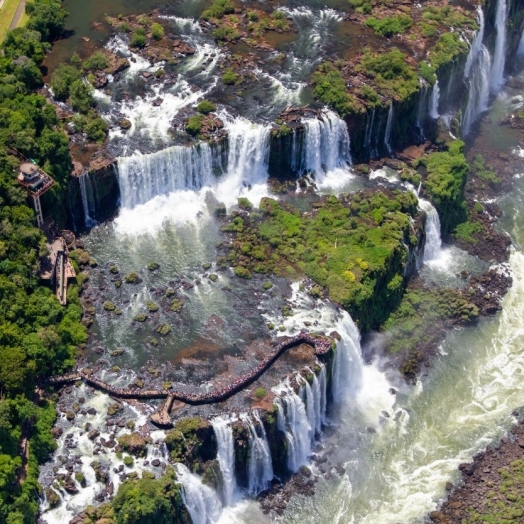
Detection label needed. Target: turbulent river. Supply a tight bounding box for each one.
[39,0,524,522]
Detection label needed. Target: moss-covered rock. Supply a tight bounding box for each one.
[117,433,152,457]
[165,417,217,467]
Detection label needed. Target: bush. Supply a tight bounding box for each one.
[202,0,235,20]
[312,63,355,117]
[348,0,372,14]
[130,29,146,48]
[234,266,252,279]
[118,21,131,33]
[50,63,81,101]
[185,114,204,136]
[222,69,239,85]
[364,15,413,37]
[254,387,267,399]
[454,221,482,243]
[82,51,108,71]
[213,26,240,41]
[151,22,164,40]
[197,100,217,114]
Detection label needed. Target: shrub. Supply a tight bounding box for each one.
[312,63,355,117]
[222,70,239,85]
[197,100,217,114]
[185,114,204,136]
[82,51,108,71]
[213,27,240,41]
[349,0,372,14]
[364,14,413,37]
[151,22,164,40]
[234,266,252,279]
[254,387,267,399]
[146,301,159,312]
[130,29,146,48]
[118,21,131,33]
[454,221,482,243]
[202,0,235,20]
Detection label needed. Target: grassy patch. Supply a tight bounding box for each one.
[0,0,23,42]
[221,190,420,330]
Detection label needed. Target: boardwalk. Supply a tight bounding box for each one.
[48,333,336,427]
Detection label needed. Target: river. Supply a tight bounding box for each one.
[38,1,524,523]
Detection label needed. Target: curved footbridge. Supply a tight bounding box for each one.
[47,333,336,428]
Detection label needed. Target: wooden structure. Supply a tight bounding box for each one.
[16,162,55,228]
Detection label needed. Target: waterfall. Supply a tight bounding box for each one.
[175,464,222,524]
[211,416,237,506]
[384,104,394,154]
[78,171,97,228]
[331,312,364,403]
[490,0,507,94]
[415,84,428,140]
[242,411,273,495]
[116,115,272,211]
[295,109,351,178]
[419,199,442,262]
[274,381,311,472]
[364,108,376,156]
[304,368,323,437]
[462,7,492,136]
[429,81,440,120]
[318,364,327,424]
[117,143,217,209]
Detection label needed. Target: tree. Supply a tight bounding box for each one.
[50,63,81,101]
[25,0,68,42]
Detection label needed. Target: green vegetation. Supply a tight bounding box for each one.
[454,221,483,244]
[185,114,204,136]
[130,27,146,48]
[422,5,477,31]
[463,459,524,523]
[82,51,108,71]
[222,190,420,330]
[419,61,437,85]
[147,261,160,271]
[471,153,501,189]
[213,26,240,41]
[146,301,159,312]
[422,140,469,236]
[165,417,216,465]
[151,22,164,40]
[202,0,235,20]
[222,69,239,85]
[358,48,419,101]
[429,32,469,69]
[254,387,267,399]
[311,62,356,117]
[383,287,478,355]
[196,100,217,114]
[364,14,413,37]
[170,299,184,312]
[0,2,90,520]
[348,0,372,15]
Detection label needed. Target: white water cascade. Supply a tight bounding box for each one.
[116,115,271,213]
[78,171,97,228]
[175,464,223,524]
[117,143,217,209]
[384,104,394,154]
[490,0,508,93]
[302,367,325,437]
[293,109,351,179]
[419,199,443,262]
[429,80,440,120]
[462,7,492,135]
[274,381,312,473]
[243,411,274,495]
[211,416,238,506]
[364,108,377,156]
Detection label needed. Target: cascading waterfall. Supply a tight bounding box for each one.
[331,311,364,403]
[211,416,237,506]
[294,110,351,178]
[490,0,508,93]
[462,7,492,135]
[415,84,429,140]
[274,382,312,473]
[303,367,324,437]
[419,198,442,262]
[384,104,394,154]
[364,108,377,156]
[175,464,222,524]
[242,411,274,495]
[116,115,271,211]
[117,143,217,209]
[78,171,97,228]
[429,80,440,120]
